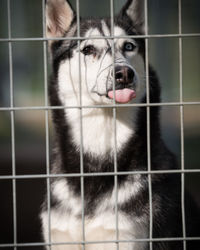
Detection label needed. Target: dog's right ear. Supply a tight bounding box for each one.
[46,0,74,39]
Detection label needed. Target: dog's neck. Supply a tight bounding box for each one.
[64,106,136,157]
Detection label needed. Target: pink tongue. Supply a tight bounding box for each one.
[108,88,136,103]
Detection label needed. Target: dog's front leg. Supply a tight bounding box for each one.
[50,229,81,250]
[85,228,144,250]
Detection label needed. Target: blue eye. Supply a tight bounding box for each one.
[124,42,136,52]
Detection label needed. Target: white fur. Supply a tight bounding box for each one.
[101,20,110,37]
[111,174,142,205]
[41,177,147,250]
[95,175,143,214]
[57,24,145,157]
[51,175,142,216]
[41,209,147,250]
[46,0,74,38]
[43,10,148,249]
[52,179,82,215]
[64,107,135,156]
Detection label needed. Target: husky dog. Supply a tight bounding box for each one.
[41,0,200,249]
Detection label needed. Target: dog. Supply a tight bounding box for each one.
[41,0,200,249]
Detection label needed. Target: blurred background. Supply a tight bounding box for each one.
[0,0,199,248]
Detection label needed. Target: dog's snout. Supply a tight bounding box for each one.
[115,66,134,84]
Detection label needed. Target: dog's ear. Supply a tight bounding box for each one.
[119,0,145,34]
[46,0,74,38]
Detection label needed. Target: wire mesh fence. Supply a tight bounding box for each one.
[0,0,200,249]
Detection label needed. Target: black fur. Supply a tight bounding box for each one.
[42,2,200,249]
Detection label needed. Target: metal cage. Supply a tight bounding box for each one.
[0,0,200,249]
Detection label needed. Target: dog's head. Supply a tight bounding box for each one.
[46,0,145,106]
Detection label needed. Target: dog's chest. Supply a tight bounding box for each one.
[49,208,134,237]
[42,202,148,250]
[41,178,148,249]
[64,107,136,157]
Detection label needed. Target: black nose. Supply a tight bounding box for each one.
[115,66,134,84]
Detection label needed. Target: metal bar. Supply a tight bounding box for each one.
[1,1,198,250]
[110,0,119,249]
[42,1,51,249]
[0,236,200,248]
[76,0,85,249]
[1,168,200,180]
[0,101,200,112]
[1,33,200,42]
[178,0,186,249]
[144,1,153,249]
[7,1,17,250]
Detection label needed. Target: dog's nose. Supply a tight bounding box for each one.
[115,66,134,84]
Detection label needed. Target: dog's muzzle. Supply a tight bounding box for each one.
[108,65,137,103]
[115,65,135,85]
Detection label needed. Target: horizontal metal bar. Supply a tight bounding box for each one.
[1,169,200,180]
[0,236,200,248]
[0,101,200,112]
[0,33,200,42]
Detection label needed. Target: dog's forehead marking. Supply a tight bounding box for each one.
[114,26,138,51]
[101,22,128,47]
[114,26,131,48]
[101,21,126,37]
[114,26,126,37]
[82,24,136,51]
[85,27,101,37]
[82,27,107,49]
[101,20,110,37]
[100,23,136,50]
[100,22,128,49]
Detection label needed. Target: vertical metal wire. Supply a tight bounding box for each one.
[1,0,196,249]
[178,0,186,249]
[76,0,85,249]
[110,0,119,249]
[42,1,51,249]
[144,0,153,249]
[7,1,17,250]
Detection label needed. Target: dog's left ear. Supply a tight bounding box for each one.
[119,0,145,34]
[46,0,75,39]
